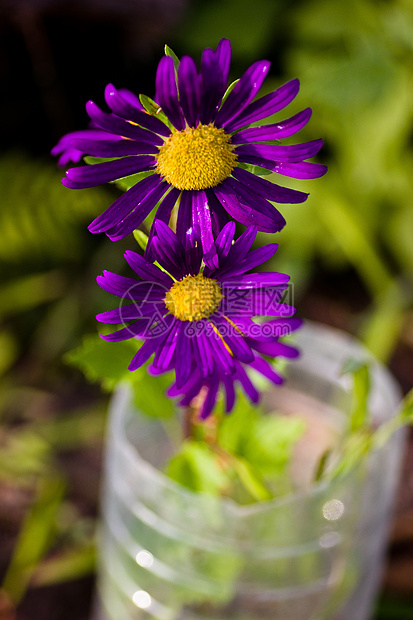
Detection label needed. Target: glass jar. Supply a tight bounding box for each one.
[94,322,404,620]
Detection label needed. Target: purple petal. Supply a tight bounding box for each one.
[215,39,231,89]
[117,87,144,110]
[154,220,185,265]
[104,84,171,136]
[145,188,180,261]
[192,331,215,378]
[235,139,323,163]
[200,375,220,419]
[129,325,172,371]
[223,375,236,413]
[250,356,283,385]
[176,191,193,247]
[192,190,219,269]
[100,321,152,342]
[210,195,229,237]
[226,78,300,132]
[215,60,270,128]
[210,315,254,364]
[246,317,303,341]
[205,223,257,279]
[235,362,259,402]
[149,237,183,280]
[155,56,186,130]
[70,137,158,157]
[207,322,235,375]
[184,227,204,276]
[52,129,119,166]
[232,167,308,204]
[221,286,289,318]
[213,179,286,233]
[96,298,166,324]
[238,155,328,179]
[86,100,162,142]
[249,339,299,358]
[124,250,173,287]
[231,108,312,143]
[178,56,200,127]
[87,173,159,233]
[222,268,289,287]
[221,244,279,277]
[214,221,236,260]
[97,271,167,298]
[64,156,154,190]
[175,325,193,389]
[200,47,227,124]
[152,321,179,371]
[226,225,257,263]
[105,181,170,241]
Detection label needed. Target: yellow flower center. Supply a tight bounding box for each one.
[164,274,223,321]
[155,124,237,191]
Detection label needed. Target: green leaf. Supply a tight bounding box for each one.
[0,152,110,264]
[130,370,175,419]
[139,94,171,127]
[115,170,154,192]
[372,388,413,451]
[84,155,154,192]
[221,79,239,105]
[218,392,305,477]
[230,456,272,501]
[166,441,229,495]
[83,156,118,165]
[238,162,272,176]
[64,334,174,418]
[133,229,149,251]
[2,475,65,604]
[0,271,65,318]
[32,543,96,586]
[64,334,140,391]
[164,45,180,70]
[341,359,371,431]
[0,330,18,376]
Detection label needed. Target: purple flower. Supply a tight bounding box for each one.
[55,39,326,263]
[96,220,301,414]
[168,352,294,420]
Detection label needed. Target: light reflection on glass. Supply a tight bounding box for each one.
[322,499,345,521]
[132,590,152,609]
[136,550,154,568]
[319,531,342,548]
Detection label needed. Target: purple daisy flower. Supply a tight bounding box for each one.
[167,346,297,420]
[55,39,326,264]
[96,220,300,410]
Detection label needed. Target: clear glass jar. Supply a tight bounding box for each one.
[94,323,404,620]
